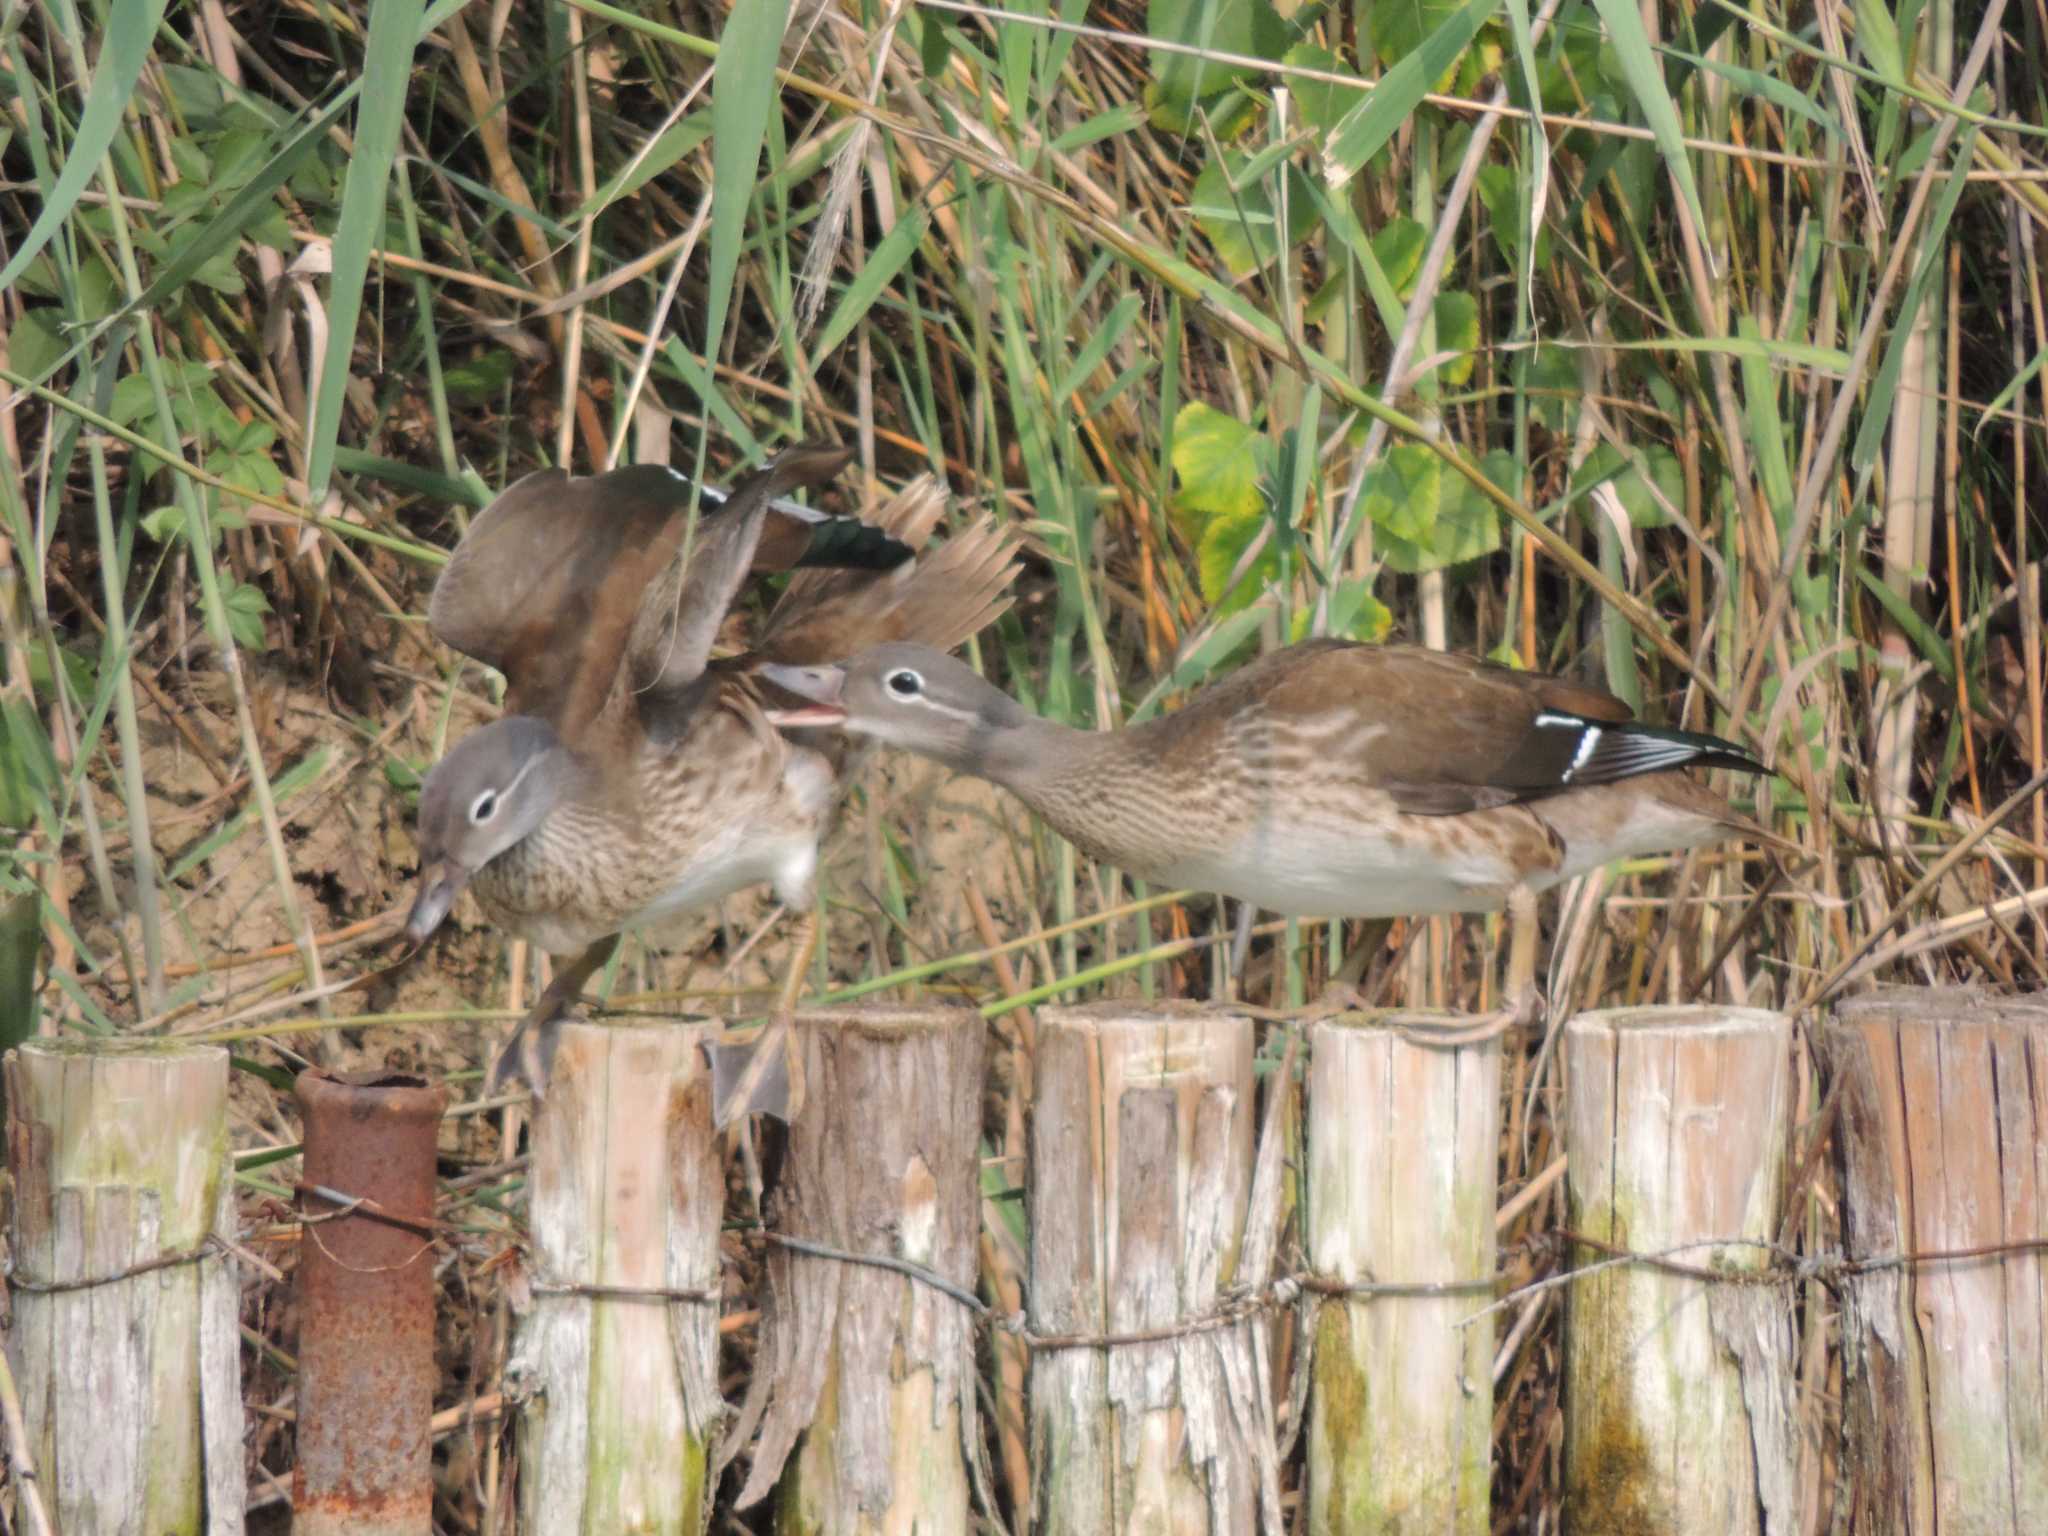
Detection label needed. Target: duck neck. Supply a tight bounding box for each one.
[962,712,1101,802]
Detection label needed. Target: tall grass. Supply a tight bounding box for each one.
[3,0,2045,1524]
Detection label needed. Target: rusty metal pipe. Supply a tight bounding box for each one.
[292,1069,446,1536]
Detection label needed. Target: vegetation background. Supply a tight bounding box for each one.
[2,0,2044,1525]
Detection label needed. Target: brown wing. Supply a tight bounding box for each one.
[1252,643,1641,814]
[429,466,686,734]
[624,445,870,701]
[754,476,1021,663]
[427,446,863,735]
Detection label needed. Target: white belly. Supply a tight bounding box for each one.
[1150,814,1521,918]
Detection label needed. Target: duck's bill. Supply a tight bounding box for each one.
[403,860,469,946]
[758,662,848,728]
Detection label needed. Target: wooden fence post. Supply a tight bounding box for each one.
[737,1005,986,1531]
[1029,1000,1263,1534]
[1305,1013,1501,1534]
[4,1038,243,1534]
[511,1019,722,1535]
[1821,986,2048,1532]
[1560,1005,1797,1535]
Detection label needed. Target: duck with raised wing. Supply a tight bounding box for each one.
[405,448,1018,1109]
[760,639,1777,1019]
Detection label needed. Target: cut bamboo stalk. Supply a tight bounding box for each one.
[4,1038,242,1534]
[1305,1013,1501,1534]
[1560,1005,1797,1535]
[293,1068,447,1536]
[737,1005,986,1530]
[1029,1001,1260,1535]
[1821,987,2048,1533]
[511,1019,721,1535]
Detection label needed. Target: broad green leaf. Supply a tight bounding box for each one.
[223,582,272,651]
[1282,44,1354,132]
[1371,217,1428,297]
[1364,442,1442,543]
[1295,579,1394,642]
[1197,506,1280,611]
[9,309,66,381]
[1323,0,1498,184]
[1370,0,1463,73]
[1368,444,1508,573]
[1433,290,1479,386]
[1190,154,1319,276]
[1170,402,1263,533]
[1475,161,1549,268]
[1145,0,1290,131]
[1572,442,1684,527]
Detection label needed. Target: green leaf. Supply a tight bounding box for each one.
[705,0,793,416]
[0,0,173,292]
[1588,0,1712,268]
[1856,567,1953,683]
[307,0,425,498]
[1144,0,1289,131]
[1322,0,1497,183]
[813,208,929,360]
[918,12,952,77]
[1282,44,1354,132]
[589,112,712,212]
[1190,153,1319,276]
[1295,579,1394,642]
[1368,444,1507,573]
[223,580,272,651]
[1371,217,1428,298]
[1433,290,1479,386]
[1169,402,1263,535]
[140,505,187,542]
[1369,0,1463,72]
[1572,441,1683,527]
[1852,0,1904,83]
[9,308,66,381]
[440,348,519,407]
[1197,506,1280,611]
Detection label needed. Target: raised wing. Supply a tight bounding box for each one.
[428,444,906,735]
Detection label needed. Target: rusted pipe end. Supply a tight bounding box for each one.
[292,1067,447,1536]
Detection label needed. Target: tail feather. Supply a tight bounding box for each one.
[758,476,1020,664]
[1577,720,1768,785]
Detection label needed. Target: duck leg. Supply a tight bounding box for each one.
[708,909,816,1127]
[487,933,621,1095]
[1392,884,1545,1045]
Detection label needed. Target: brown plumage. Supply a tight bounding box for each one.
[405,449,1019,1091]
[762,639,1778,1018]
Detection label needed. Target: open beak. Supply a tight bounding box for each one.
[758,661,849,728]
[404,859,470,947]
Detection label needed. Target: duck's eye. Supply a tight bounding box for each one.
[885,669,924,699]
[470,790,499,823]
